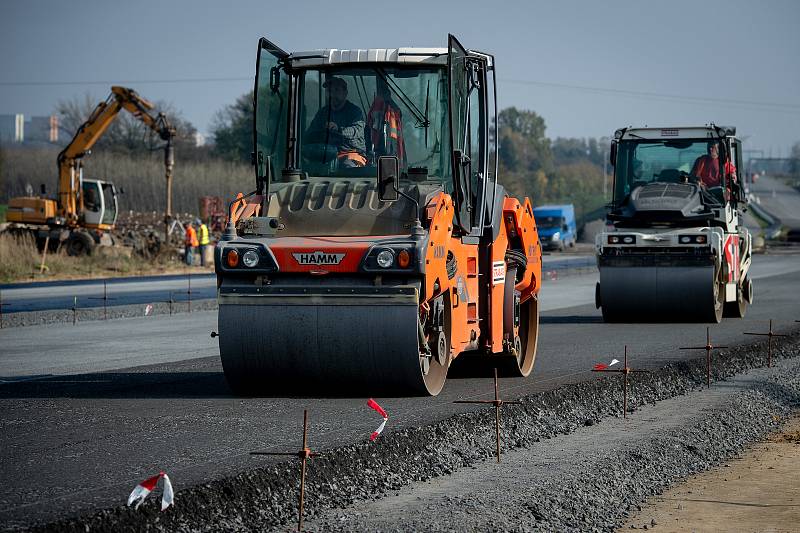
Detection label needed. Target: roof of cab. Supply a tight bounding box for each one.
[287,48,451,67]
[615,125,737,140]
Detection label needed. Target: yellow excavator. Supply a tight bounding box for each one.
[5,86,175,255]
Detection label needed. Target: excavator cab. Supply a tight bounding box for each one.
[80,179,118,229]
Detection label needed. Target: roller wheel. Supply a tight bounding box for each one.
[707,278,724,323]
[723,277,751,319]
[498,266,540,377]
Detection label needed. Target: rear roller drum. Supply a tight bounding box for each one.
[498,266,540,377]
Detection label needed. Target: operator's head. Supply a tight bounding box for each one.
[707,142,719,159]
[323,77,348,111]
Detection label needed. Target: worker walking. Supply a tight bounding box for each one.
[197,218,210,267]
[185,221,198,266]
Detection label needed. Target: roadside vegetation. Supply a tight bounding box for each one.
[0,232,208,284]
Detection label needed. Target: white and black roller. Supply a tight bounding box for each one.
[597,264,723,323]
[217,282,448,396]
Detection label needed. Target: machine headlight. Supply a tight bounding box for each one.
[376,249,394,268]
[622,236,634,244]
[696,235,706,244]
[242,249,259,268]
[551,232,560,241]
[608,235,620,244]
[680,236,691,244]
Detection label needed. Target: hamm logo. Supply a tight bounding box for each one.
[292,251,346,266]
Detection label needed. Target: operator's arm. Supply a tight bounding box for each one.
[305,107,330,144]
[336,104,366,154]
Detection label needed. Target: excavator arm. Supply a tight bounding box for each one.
[57,86,175,223]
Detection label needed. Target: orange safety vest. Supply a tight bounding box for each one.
[185,226,199,247]
[367,96,406,164]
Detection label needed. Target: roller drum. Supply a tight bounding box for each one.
[219,298,443,395]
[599,264,717,322]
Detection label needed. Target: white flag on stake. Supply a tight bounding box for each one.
[367,398,389,441]
[144,304,154,316]
[127,471,174,511]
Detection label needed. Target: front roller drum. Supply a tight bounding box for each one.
[598,264,722,323]
[218,300,448,396]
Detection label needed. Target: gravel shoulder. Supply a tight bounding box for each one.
[621,414,800,532]
[18,331,800,533]
[305,359,800,532]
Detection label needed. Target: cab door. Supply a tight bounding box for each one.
[448,34,487,241]
[253,37,290,189]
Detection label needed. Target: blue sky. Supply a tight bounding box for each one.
[2,0,798,155]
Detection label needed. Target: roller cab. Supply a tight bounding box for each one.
[215,35,542,396]
[596,126,753,323]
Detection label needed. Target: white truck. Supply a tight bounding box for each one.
[595,125,753,323]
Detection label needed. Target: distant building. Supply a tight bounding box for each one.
[0,114,25,143]
[194,132,206,147]
[0,114,58,144]
[26,115,59,143]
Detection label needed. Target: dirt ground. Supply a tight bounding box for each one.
[622,413,800,532]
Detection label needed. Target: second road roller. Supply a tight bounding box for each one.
[595,125,753,323]
[214,35,542,395]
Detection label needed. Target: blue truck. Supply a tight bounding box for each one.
[532,204,577,251]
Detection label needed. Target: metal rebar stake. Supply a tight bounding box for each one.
[454,368,520,462]
[744,319,788,367]
[187,272,192,313]
[592,346,649,418]
[88,281,115,320]
[72,296,78,325]
[680,327,729,388]
[251,409,320,532]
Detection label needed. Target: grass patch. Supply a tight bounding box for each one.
[0,233,206,284]
[0,204,6,223]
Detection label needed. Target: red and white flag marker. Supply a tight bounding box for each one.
[593,358,620,371]
[127,471,174,511]
[367,398,388,441]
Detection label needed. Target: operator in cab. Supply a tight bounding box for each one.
[305,76,367,168]
[692,141,737,188]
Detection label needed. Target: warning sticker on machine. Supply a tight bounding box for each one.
[492,261,505,285]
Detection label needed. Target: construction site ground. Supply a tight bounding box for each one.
[622,415,800,532]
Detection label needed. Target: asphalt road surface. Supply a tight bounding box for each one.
[0,273,217,314]
[750,174,800,230]
[1,249,799,529]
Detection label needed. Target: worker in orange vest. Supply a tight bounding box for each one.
[367,77,406,167]
[185,221,199,266]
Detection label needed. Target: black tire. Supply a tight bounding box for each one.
[497,266,540,377]
[66,232,95,257]
[707,279,724,323]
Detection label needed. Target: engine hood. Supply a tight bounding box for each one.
[609,182,714,227]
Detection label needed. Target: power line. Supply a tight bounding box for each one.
[0,77,251,87]
[3,74,799,113]
[500,78,800,113]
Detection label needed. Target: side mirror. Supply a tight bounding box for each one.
[377,156,399,201]
[609,142,617,167]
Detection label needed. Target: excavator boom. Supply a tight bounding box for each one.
[57,86,175,225]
